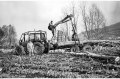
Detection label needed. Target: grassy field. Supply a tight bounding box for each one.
[0,47,120,78]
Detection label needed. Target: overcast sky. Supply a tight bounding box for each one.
[0,1,119,40]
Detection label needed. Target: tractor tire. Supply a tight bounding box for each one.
[44,43,50,54]
[15,45,26,55]
[71,45,80,52]
[34,42,45,55]
[83,45,92,52]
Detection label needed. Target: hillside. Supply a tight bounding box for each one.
[79,22,120,40]
[107,22,120,36]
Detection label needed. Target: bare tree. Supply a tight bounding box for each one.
[89,4,106,39]
[80,3,90,39]
[62,9,71,41]
[1,25,17,48]
[81,3,106,40]
[8,25,17,47]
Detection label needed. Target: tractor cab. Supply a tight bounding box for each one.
[19,30,47,45]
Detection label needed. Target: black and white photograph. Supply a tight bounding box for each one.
[0,0,120,78]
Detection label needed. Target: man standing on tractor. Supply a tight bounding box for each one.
[48,21,56,37]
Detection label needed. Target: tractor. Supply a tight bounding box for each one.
[15,30,50,55]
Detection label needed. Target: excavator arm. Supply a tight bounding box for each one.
[53,14,73,27]
[48,14,73,37]
[48,14,79,43]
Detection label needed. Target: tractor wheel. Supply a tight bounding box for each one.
[34,42,45,55]
[71,45,80,52]
[83,45,92,52]
[44,43,50,54]
[15,45,26,55]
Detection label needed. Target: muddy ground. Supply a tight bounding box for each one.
[0,48,120,78]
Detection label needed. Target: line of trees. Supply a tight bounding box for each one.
[81,3,106,40]
[0,24,17,48]
[61,2,106,40]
